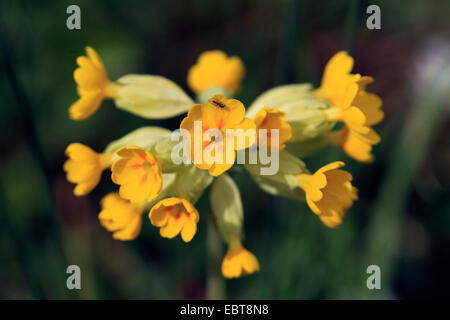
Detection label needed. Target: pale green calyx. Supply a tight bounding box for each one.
[171,165,214,203]
[245,150,308,201]
[210,174,244,244]
[104,126,171,155]
[114,74,194,119]
[278,98,335,142]
[246,83,314,118]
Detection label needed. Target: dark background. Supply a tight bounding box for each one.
[0,0,449,299]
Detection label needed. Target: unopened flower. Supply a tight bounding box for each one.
[253,107,292,150]
[297,161,357,228]
[222,240,260,279]
[99,193,143,240]
[111,146,162,204]
[187,50,245,94]
[180,94,256,176]
[149,197,199,242]
[63,143,112,196]
[318,51,384,162]
[70,47,120,120]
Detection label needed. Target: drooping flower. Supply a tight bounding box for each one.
[63,143,112,196]
[296,161,357,228]
[180,94,256,176]
[325,79,383,162]
[98,193,143,241]
[149,197,199,242]
[111,146,162,204]
[221,241,260,279]
[317,51,384,162]
[253,107,292,150]
[70,46,120,120]
[327,127,379,163]
[187,50,245,94]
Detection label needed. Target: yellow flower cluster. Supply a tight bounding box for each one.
[64,47,383,279]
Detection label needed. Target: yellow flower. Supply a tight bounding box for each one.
[149,197,199,242]
[63,143,111,196]
[253,107,292,150]
[317,51,361,106]
[328,127,379,163]
[297,161,357,228]
[111,146,162,204]
[69,46,120,121]
[221,241,259,279]
[98,193,143,241]
[325,80,383,162]
[187,50,245,94]
[180,94,256,176]
[318,51,384,162]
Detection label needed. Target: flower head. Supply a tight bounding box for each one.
[253,107,292,150]
[70,47,120,120]
[221,241,259,279]
[318,52,384,162]
[297,161,357,228]
[187,50,245,94]
[180,94,256,176]
[63,143,111,196]
[99,193,143,240]
[149,197,199,242]
[111,146,162,204]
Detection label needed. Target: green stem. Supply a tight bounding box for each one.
[207,214,225,299]
[342,0,361,54]
[276,0,301,85]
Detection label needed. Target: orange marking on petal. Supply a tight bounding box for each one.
[164,206,174,212]
[203,140,213,150]
[141,173,148,184]
[139,154,147,161]
[217,118,224,130]
[260,117,268,127]
[130,163,143,169]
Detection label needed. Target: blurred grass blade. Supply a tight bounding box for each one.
[363,46,450,297]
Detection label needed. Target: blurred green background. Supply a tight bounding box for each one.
[1,0,449,299]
